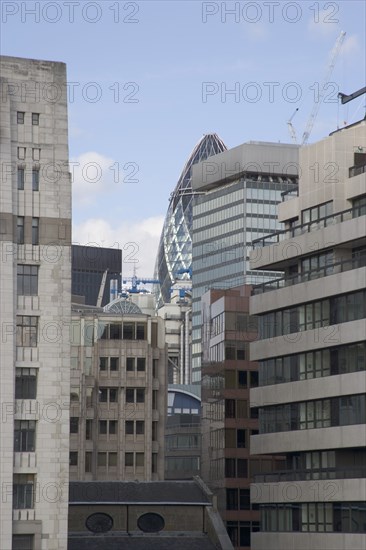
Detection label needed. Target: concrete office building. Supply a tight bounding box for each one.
[190,142,299,382]
[69,298,167,482]
[0,56,71,550]
[249,118,366,550]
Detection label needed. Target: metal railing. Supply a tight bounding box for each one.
[252,254,366,295]
[254,466,366,483]
[349,164,366,178]
[252,205,365,249]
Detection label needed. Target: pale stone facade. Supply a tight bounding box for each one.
[0,56,71,550]
[69,305,167,481]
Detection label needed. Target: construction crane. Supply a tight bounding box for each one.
[122,275,160,294]
[96,269,108,307]
[338,86,366,104]
[287,108,299,144]
[301,30,346,145]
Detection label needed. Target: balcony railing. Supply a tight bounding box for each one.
[254,465,366,483]
[281,187,299,202]
[349,163,366,178]
[252,205,365,249]
[252,254,366,295]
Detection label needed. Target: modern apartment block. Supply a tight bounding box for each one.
[190,142,299,382]
[0,57,71,550]
[249,118,366,550]
[69,298,167,481]
[72,244,122,307]
[200,285,286,549]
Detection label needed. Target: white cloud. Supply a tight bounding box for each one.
[71,151,115,208]
[72,216,164,277]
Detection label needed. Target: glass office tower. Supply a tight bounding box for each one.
[190,141,299,382]
[154,134,227,306]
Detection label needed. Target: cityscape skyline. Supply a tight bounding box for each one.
[2,1,365,276]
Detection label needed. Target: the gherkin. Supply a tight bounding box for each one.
[154,134,227,305]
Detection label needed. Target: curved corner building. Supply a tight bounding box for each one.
[155,133,227,305]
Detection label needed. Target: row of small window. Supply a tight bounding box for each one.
[209,341,249,362]
[17,167,40,191]
[210,457,286,481]
[259,341,366,386]
[205,398,257,422]
[70,387,159,408]
[16,218,39,245]
[99,356,146,372]
[165,456,200,473]
[259,290,366,339]
[70,417,145,436]
[17,147,41,161]
[17,111,40,125]
[100,322,147,340]
[165,433,200,451]
[226,488,259,511]
[260,502,366,533]
[259,394,366,434]
[70,451,146,469]
[99,387,146,403]
[203,368,255,392]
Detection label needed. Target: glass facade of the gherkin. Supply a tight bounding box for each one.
[154,134,227,305]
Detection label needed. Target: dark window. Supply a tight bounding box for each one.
[14,420,36,452]
[237,459,248,477]
[136,420,144,434]
[12,534,34,550]
[16,316,38,347]
[109,420,117,434]
[17,167,25,190]
[15,368,37,399]
[126,389,134,403]
[227,488,238,510]
[225,458,236,478]
[110,324,121,339]
[110,357,119,371]
[17,265,38,296]
[17,216,24,244]
[32,113,39,125]
[99,357,107,371]
[125,421,134,434]
[136,388,145,403]
[225,399,236,418]
[99,388,108,402]
[238,371,247,388]
[99,420,107,434]
[137,358,146,371]
[13,474,34,509]
[109,388,118,402]
[85,419,92,440]
[137,513,165,533]
[70,417,79,434]
[69,451,78,466]
[136,324,146,340]
[125,452,133,466]
[17,112,25,124]
[240,489,250,510]
[123,323,134,339]
[32,218,39,245]
[85,452,92,473]
[126,357,134,371]
[237,429,246,448]
[32,168,39,191]
[85,513,113,534]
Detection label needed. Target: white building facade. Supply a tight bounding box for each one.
[0,56,71,550]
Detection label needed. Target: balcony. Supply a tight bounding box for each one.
[252,204,365,249]
[349,163,366,178]
[252,254,366,295]
[254,465,366,483]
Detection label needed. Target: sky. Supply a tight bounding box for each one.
[1,0,365,277]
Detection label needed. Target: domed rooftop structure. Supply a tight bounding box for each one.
[104,297,142,315]
[154,133,227,305]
